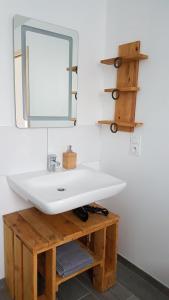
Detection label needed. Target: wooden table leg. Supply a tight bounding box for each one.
[4,224,15,299]
[92,222,118,292]
[45,247,56,300]
[91,228,106,292]
[14,235,23,300]
[23,245,37,300]
[104,222,118,290]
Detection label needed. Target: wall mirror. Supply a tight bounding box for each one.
[14,15,78,128]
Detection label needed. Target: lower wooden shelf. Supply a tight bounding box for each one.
[38,252,102,299]
[38,241,103,286]
[56,255,102,285]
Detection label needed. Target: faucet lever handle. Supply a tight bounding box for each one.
[48,153,56,160]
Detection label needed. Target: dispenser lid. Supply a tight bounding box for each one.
[67,145,72,152]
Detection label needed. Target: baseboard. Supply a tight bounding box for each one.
[118,254,169,297]
[0,278,5,290]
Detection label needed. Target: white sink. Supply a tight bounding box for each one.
[7,166,126,214]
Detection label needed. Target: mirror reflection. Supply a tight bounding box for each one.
[14,15,78,128]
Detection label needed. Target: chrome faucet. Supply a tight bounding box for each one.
[47,154,60,172]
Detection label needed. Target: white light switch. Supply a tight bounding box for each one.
[129,134,141,156]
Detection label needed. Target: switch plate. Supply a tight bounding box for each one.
[130,134,141,156]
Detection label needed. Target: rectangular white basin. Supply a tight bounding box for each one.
[7,166,126,214]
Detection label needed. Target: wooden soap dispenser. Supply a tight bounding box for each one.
[63,145,77,169]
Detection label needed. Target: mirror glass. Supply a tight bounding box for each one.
[14,15,78,128]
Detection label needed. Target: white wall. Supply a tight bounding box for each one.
[1,0,168,289]
[100,0,169,287]
[0,0,106,279]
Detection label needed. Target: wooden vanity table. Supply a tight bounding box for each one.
[3,204,119,300]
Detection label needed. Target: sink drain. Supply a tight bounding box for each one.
[57,187,66,192]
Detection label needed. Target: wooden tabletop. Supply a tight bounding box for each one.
[3,204,119,253]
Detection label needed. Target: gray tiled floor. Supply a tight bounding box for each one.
[0,287,11,300]
[76,272,133,300]
[117,262,169,300]
[0,261,168,300]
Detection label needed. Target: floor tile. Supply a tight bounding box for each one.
[127,295,140,300]
[117,262,169,300]
[0,279,5,290]
[77,272,118,300]
[0,288,12,300]
[79,293,98,300]
[110,282,133,300]
[77,272,94,290]
[58,277,89,300]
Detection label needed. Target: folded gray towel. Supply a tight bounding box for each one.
[56,241,94,277]
[57,262,92,277]
[57,241,80,257]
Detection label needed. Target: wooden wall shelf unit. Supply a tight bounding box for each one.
[98,41,148,133]
[3,204,119,300]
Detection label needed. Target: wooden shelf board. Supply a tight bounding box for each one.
[97,120,143,128]
[56,242,102,285]
[56,257,102,285]
[66,66,78,72]
[100,53,148,65]
[104,87,139,92]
